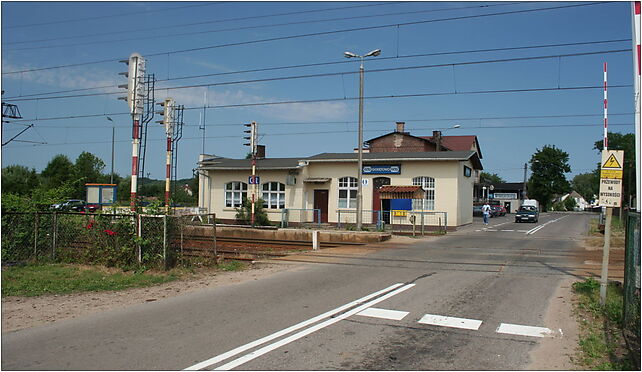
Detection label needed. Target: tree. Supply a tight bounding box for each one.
[41,154,74,188]
[594,132,636,207]
[74,151,106,183]
[235,198,270,226]
[572,170,599,204]
[527,145,571,212]
[480,172,505,184]
[1,165,40,196]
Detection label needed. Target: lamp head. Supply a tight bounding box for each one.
[364,49,381,57]
[344,51,358,58]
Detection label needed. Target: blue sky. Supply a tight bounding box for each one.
[1,1,636,182]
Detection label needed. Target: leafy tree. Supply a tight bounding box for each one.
[594,132,636,207]
[572,170,599,204]
[41,154,74,188]
[564,196,577,211]
[480,172,505,184]
[527,145,571,211]
[1,165,40,196]
[74,151,106,183]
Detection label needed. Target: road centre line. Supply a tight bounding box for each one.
[496,323,555,337]
[213,283,416,371]
[418,314,483,331]
[183,283,406,370]
[356,307,410,321]
[526,216,567,235]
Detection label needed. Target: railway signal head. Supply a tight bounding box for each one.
[118,52,146,116]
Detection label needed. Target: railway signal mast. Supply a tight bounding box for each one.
[243,121,258,225]
[118,53,155,211]
[157,98,184,212]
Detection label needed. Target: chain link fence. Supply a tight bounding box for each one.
[623,211,640,364]
[1,212,217,269]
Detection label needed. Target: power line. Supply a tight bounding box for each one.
[1,1,612,75]
[29,112,636,129]
[3,48,630,103]
[1,2,222,30]
[6,83,634,123]
[3,2,525,51]
[2,38,629,100]
[3,2,411,46]
[4,123,634,149]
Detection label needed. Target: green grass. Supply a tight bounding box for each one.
[572,278,634,370]
[218,260,245,271]
[2,263,179,297]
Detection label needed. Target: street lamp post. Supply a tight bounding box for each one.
[344,48,381,230]
[107,116,115,184]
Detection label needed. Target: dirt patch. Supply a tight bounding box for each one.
[1,262,295,333]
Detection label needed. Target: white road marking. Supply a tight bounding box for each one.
[356,307,409,321]
[525,216,567,235]
[183,283,405,370]
[501,230,514,232]
[212,283,416,371]
[496,323,555,338]
[418,314,483,331]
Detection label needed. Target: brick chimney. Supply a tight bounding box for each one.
[255,145,265,159]
[433,130,442,151]
[395,121,406,133]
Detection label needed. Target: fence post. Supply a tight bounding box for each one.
[312,230,319,251]
[137,214,142,264]
[212,213,217,263]
[34,212,39,257]
[52,212,57,259]
[163,215,167,269]
[338,210,342,229]
[316,209,321,228]
[421,212,425,236]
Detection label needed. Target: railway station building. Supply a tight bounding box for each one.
[197,122,483,228]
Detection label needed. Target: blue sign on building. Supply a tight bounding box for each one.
[248,175,260,184]
[362,165,401,174]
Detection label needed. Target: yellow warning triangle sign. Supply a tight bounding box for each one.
[602,154,622,168]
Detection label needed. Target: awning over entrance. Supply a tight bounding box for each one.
[378,185,425,199]
[303,177,331,183]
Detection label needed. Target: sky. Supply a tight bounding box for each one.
[1,1,637,183]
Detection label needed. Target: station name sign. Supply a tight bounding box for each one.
[598,150,624,207]
[362,165,401,174]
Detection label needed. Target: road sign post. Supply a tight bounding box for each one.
[598,150,624,305]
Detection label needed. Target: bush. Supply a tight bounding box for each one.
[235,198,271,226]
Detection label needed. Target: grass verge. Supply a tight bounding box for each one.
[2,263,180,297]
[572,277,635,370]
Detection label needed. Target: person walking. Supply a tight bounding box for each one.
[482,202,491,225]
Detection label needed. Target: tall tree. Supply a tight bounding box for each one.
[1,165,40,196]
[527,145,571,211]
[41,154,74,188]
[74,151,106,183]
[480,172,505,184]
[572,169,600,204]
[594,132,636,207]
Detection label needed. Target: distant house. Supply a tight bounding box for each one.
[560,191,590,211]
[182,184,193,196]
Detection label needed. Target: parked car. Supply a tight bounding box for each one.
[50,199,98,213]
[515,206,539,223]
[473,205,484,217]
[491,205,506,217]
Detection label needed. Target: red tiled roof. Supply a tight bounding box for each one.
[378,185,422,193]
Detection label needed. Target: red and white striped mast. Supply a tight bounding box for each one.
[632,1,641,211]
[603,62,609,151]
[160,98,176,212]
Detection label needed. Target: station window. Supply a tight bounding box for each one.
[225,181,247,207]
[262,182,285,209]
[412,176,435,210]
[338,176,358,208]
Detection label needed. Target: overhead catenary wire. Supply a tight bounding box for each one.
[4,123,634,149]
[1,38,630,100]
[4,83,634,124]
[3,2,527,51]
[2,48,630,103]
[1,1,613,75]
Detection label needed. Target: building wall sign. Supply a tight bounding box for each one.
[493,192,517,199]
[362,165,401,174]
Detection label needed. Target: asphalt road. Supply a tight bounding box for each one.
[1,212,593,370]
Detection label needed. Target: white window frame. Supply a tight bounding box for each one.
[338,176,358,209]
[262,182,286,209]
[225,181,247,208]
[412,176,435,210]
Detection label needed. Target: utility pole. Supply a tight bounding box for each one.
[523,163,528,199]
